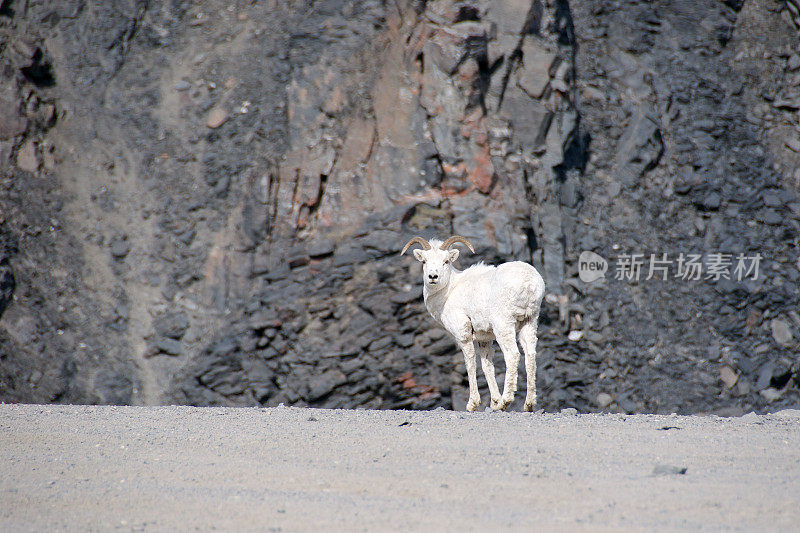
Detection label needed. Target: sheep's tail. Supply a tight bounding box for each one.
[522,277,545,319]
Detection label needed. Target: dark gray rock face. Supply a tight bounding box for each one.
[0,0,798,413]
[0,254,13,320]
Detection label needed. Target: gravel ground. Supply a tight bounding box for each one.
[1,404,799,532]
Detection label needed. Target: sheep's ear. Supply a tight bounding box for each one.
[448,249,459,262]
[412,249,426,262]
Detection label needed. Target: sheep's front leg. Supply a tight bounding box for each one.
[476,342,501,410]
[459,340,481,412]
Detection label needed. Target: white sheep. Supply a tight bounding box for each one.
[401,236,545,412]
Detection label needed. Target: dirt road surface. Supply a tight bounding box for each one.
[1,404,798,531]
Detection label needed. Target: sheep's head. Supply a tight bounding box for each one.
[401,236,475,292]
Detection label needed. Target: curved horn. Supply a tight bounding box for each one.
[439,235,475,253]
[401,236,432,255]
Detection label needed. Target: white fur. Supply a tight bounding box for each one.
[410,239,545,412]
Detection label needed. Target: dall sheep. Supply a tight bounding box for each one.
[401,236,545,412]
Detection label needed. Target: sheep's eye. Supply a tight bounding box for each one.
[444,260,449,264]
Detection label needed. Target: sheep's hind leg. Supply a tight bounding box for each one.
[459,341,481,412]
[519,315,539,412]
[494,326,521,411]
[477,342,501,410]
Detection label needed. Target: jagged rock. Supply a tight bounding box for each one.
[0,256,14,320]
[719,366,738,389]
[567,330,583,342]
[760,388,782,402]
[153,312,190,340]
[500,88,552,149]
[361,230,401,254]
[697,191,722,211]
[308,369,347,401]
[109,234,130,259]
[596,393,614,408]
[652,464,687,476]
[424,32,462,75]
[208,337,239,359]
[758,209,782,225]
[762,189,783,207]
[204,370,247,396]
[771,318,793,347]
[0,100,27,139]
[560,173,581,208]
[518,41,556,98]
[390,289,422,305]
[395,333,415,348]
[756,363,775,391]
[308,238,335,258]
[16,140,39,173]
[205,107,228,128]
[773,94,800,110]
[240,357,275,400]
[614,109,663,187]
[368,335,393,352]
[486,0,533,36]
[153,337,183,357]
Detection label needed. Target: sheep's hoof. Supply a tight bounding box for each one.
[490,397,502,410]
[496,397,513,411]
[524,394,537,412]
[466,398,480,412]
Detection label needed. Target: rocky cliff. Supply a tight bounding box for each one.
[0,0,798,413]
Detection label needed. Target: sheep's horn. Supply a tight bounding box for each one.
[401,236,432,255]
[440,236,475,253]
